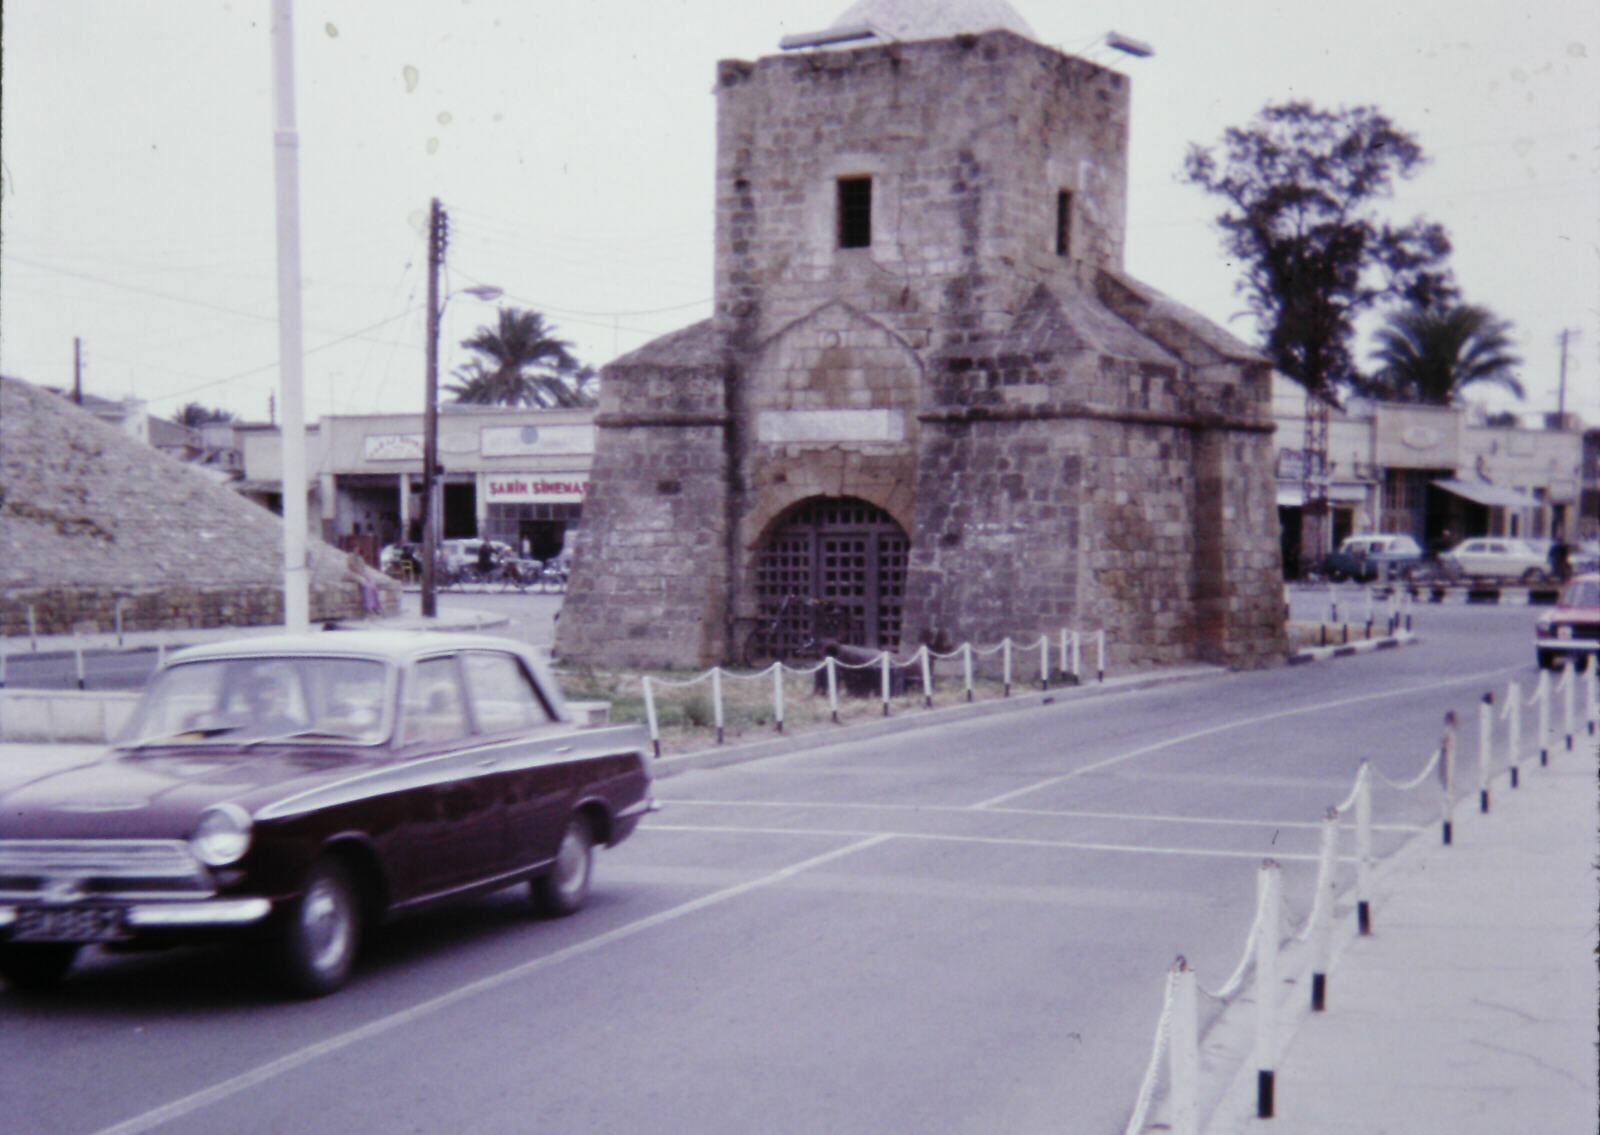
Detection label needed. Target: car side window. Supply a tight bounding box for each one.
[461,652,553,734]
[399,657,470,745]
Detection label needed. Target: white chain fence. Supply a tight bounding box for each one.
[1123,664,1600,1135]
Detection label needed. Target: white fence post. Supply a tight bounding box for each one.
[826,656,839,723]
[712,667,725,744]
[1441,711,1457,845]
[1071,630,1081,682]
[1560,665,1576,751]
[962,642,974,703]
[74,634,86,691]
[1311,807,1339,1011]
[641,675,661,759]
[1355,761,1373,934]
[1097,629,1106,683]
[1254,859,1282,1119]
[880,650,892,716]
[1002,638,1012,698]
[772,662,785,733]
[1536,670,1551,766]
[1503,679,1522,788]
[1039,635,1050,690]
[1588,665,1598,736]
[1477,692,1493,813]
[1059,628,1070,676]
[1170,958,1199,1135]
[920,646,933,709]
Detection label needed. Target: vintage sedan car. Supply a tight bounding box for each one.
[1437,537,1550,583]
[1536,573,1600,670]
[0,633,654,996]
[1319,534,1423,582]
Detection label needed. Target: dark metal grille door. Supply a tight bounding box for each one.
[752,497,907,657]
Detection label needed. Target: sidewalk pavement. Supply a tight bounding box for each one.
[1202,732,1598,1134]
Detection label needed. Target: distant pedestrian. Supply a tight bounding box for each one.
[346,552,382,616]
[1547,532,1571,582]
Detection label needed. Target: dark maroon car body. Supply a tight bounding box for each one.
[0,632,654,995]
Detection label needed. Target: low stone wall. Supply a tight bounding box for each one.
[0,689,141,742]
[0,579,398,637]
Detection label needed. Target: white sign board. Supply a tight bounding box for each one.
[755,408,906,443]
[484,473,590,504]
[480,423,595,458]
[364,433,423,461]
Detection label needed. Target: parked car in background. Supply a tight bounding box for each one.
[1535,573,1600,670]
[1318,534,1424,582]
[1437,537,1550,583]
[0,633,654,997]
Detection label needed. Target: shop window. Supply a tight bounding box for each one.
[838,177,872,249]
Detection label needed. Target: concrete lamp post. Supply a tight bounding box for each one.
[420,281,503,619]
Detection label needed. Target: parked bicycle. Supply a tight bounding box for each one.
[741,594,861,667]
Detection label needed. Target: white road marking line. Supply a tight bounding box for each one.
[648,822,1331,862]
[972,664,1525,809]
[654,798,1423,833]
[88,834,892,1135]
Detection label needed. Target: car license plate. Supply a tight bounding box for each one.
[13,905,128,943]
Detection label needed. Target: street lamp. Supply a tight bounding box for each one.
[420,277,503,618]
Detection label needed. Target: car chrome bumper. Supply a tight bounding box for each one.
[0,898,272,933]
[1535,638,1599,652]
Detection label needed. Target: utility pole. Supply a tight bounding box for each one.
[1555,328,1577,423]
[73,338,83,404]
[1301,389,1331,571]
[420,197,447,618]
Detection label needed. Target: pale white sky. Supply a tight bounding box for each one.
[2,0,1596,427]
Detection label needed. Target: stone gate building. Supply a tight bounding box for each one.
[556,2,1286,671]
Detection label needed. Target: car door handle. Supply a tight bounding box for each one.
[476,757,500,768]
[552,746,574,754]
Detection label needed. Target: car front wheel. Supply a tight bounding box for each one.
[0,943,81,991]
[1520,567,1548,584]
[272,857,361,997]
[533,814,593,917]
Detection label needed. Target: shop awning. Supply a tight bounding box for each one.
[1431,478,1536,510]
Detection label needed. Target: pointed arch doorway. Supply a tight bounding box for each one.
[750,496,909,660]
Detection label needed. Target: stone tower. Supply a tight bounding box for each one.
[556,2,1286,671]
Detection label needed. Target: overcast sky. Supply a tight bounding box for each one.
[2,0,1596,429]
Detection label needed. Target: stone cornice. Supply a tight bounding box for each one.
[918,402,1276,434]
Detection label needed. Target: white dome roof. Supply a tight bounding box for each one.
[828,0,1036,42]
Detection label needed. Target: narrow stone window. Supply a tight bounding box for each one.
[838,177,872,249]
[1056,190,1073,257]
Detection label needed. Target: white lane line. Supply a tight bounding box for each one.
[648,822,1331,863]
[655,799,1424,833]
[88,834,892,1135]
[973,664,1525,810]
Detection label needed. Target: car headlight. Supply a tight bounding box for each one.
[191,803,253,867]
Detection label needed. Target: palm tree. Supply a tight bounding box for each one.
[445,308,593,408]
[1365,303,1523,405]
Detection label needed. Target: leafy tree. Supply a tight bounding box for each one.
[1363,303,1523,406]
[445,307,593,408]
[171,401,236,426]
[1183,102,1455,397]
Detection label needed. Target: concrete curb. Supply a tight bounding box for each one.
[652,663,1227,777]
[1285,632,1417,666]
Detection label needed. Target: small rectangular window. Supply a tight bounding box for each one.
[1056,190,1073,257]
[838,177,872,249]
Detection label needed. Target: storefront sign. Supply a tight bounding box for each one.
[364,433,423,461]
[484,474,590,503]
[480,424,595,458]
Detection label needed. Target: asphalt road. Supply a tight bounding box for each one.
[1,602,1545,1135]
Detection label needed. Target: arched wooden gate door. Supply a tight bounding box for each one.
[751,497,908,659]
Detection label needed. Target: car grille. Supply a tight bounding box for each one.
[0,840,213,902]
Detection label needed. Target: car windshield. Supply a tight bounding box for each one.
[117,656,391,747]
[1559,579,1599,609]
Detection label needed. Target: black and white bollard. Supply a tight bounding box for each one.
[1254,859,1283,1118]
[1477,693,1493,813]
[714,666,728,741]
[1440,711,1457,845]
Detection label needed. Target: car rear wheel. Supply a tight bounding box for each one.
[532,814,592,917]
[272,857,361,997]
[0,943,81,991]
[1537,650,1556,670]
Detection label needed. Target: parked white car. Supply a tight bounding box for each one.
[1438,538,1550,583]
